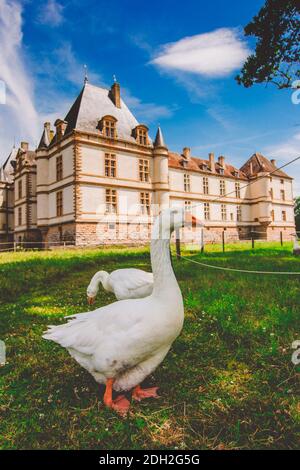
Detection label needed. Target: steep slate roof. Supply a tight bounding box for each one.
[168,152,248,180]
[240,152,292,179]
[50,82,141,146]
[0,147,18,183]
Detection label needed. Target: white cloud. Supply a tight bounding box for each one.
[0,0,40,158]
[37,0,64,27]
[151,28,250,78]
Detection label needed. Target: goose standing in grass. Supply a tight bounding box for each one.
[43,208,200,415]
[87,269,154,304]
[292,233,300,256]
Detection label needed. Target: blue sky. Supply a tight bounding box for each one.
[0,0,299,192]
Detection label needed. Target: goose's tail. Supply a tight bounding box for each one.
[43,311,96,351]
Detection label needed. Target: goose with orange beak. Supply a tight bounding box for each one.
[43,208,203,416]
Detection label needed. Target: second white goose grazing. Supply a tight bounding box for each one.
[87,269,154,304]
[43,208,201,416]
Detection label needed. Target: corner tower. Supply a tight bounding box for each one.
[152,127,170,213]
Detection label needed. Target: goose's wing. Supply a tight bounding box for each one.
[111,269,153,291]
[43,297,162,360]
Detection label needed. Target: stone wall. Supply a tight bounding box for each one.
[45,223,76,245]
[75,222,152,246]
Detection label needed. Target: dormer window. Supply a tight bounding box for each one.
[233,170,239,178]
[202,163,208,171]
[181,159,188,168]
[219,168,224,176]
[98,115,117,139]
[133,125,149,146]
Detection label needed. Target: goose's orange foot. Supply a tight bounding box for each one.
[132,385,159,402]
[111,395,130,416]
[103,378,130,417]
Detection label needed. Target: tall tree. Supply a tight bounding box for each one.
[236,0,300,89]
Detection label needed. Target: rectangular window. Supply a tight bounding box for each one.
[269,188,273,199]
[203,177,209,195]
[104,119,116,138]
[105,153,116,177]
[220,179,226,196]
[280,179,284,184]
[18,207,22,226]
[140,192,150,215]
[282,210,286,221]
[184,200,192,212]
[105,188,117,214]
[56,191,63,217]
[280,190,285,201]
[235,182,241,198]
[56,155,63,181]
[204,202,210,220]
[236,205,242,222]
[271,210,275,221]
[184,174,190,192]
[139,159,150,182]
[18,180,22,199]
[137,128,148,146]
[221,204,227,221]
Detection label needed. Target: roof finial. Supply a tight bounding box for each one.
[84,64,88,84]
[113,74,117,83]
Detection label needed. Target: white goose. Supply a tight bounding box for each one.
[87,269,154,304]
[43,208,198,415]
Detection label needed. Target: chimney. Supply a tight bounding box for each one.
[54,119,67,140]
[182,147,191,159]
[271,159,276,167]
[109,82,121,108]
[209,152,215,172]
[20,141,29,151]
[218,155,225,167]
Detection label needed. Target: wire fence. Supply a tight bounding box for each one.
[0,228,297,254]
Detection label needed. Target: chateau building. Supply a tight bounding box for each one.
[0,80,295,246]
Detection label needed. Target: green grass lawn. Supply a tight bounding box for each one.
[0,243,299,450]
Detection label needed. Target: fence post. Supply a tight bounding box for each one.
[175,228,181,260]
[201,227,204,253]
[252,236,255,249]
[13,242,16,252]
[280,231,283,246]
[222,231,225,253]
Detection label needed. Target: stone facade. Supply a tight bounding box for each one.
[0,80,296,247]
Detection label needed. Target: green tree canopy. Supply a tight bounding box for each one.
[236,0,300,89]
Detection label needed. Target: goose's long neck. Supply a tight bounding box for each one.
[93,271,110,291]
[150,237,178,296]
